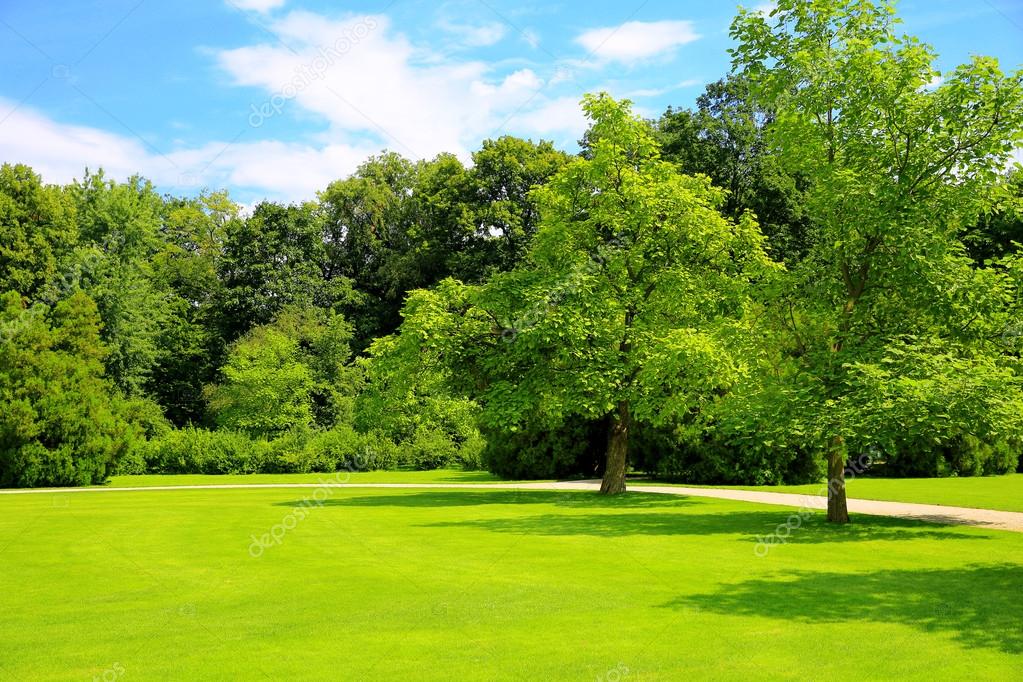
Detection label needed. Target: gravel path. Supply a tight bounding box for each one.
[2,479,1021,532]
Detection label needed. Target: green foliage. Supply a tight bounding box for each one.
[217,201,354,343]
[468,136,572,273]
[655,76,810,263]
[356,330,485,470]
[149,190,238,425]
[388,95,774,488]
[729,0,1023,494]
[144,427,266,475]
[69,171,174,395]
[0,163,78,299]
[481,416,605,480]
[205,326,315,438]
[0,290,137,487]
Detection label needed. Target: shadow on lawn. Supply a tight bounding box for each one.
[665,563,1023,654]
[276,491,990,544]
[274,491,690,509]
[421,510,988,543]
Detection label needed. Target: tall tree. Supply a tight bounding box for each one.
[655,76,811,263]
[731,0,1023,521]
[468,136,572,273]
[0,290,136,487]
[150,191,239,424]
[389,95,774,493]
[0,164,77,300]
[218,201,352,343]
[70,171,173,395]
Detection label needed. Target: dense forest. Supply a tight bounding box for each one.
[3,2,1023,522]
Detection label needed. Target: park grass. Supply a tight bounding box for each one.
[1,486,1021,680]
[642,473,1023,513]
[101,469,515,488]
[99,470,1023,513]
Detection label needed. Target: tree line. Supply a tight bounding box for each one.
[2,0,1022,522]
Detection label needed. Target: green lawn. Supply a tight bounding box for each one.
[643,474,1023,513]
[101,469,514,488]
[1,486,1021,680]
[98,470,1023,514]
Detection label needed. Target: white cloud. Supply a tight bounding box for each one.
[215,12,583,162]
[0,98,379,203]
[625,79,702,98]
[512,97,588,136]
[438,20,507,47]
[575,20,700,64]
[229,0,286,13]
[0,11,597,203]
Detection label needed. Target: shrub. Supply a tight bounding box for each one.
[0,291,136,487]
[482,416,605,479]
[883,435,1021,478]
[144,427,263,475]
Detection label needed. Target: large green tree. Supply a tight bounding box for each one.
[149,191,238,425]
[731,0,1023,521]
[656,76,810,264]
[0,164,78,300]
[218,201,353,343]
[390,95,774,493]
[69,171,174,395]
[0,290,136,487]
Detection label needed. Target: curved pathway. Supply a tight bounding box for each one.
[2,480,1021,533]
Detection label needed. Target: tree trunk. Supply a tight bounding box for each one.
[826,436,849,523]
[600,400,630,494]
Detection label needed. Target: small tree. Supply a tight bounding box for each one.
[0,290,135,487]
[392,95,774,493]
[731,0,1023,521]
[205,326,315,438]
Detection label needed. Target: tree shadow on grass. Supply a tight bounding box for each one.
[420,509,989,543]
[273,491,691,509]
[664,563,1023,654]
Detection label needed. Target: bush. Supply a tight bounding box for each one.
[144,427,264,475]
[0,291,137,487]
[883,435,1021,478]
[638,425,824,486]
[482,416,605,479]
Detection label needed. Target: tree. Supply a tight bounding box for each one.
[69,171,173,395]
[467,136,572,273]
[731,0,1023,521]
[390,95,774,493]
[218,201,353,344]
[319,152,421,346]
[204,325,315,438]
[149,191,239,425]
[0,164,77,300]
[0,290,136,487]
[963,170,1023,264]
[655,77,811,264]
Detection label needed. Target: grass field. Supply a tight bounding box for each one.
[1,485,1021,680]
[647,474,1023,513]
[101,469,513,488]
[94,470,1023,514]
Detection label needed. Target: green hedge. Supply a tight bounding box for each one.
[117,423,481,476]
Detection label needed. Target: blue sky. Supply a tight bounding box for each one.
[2,0,1021,205]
